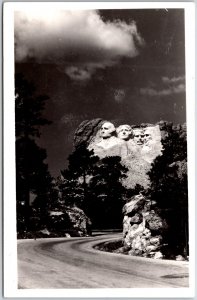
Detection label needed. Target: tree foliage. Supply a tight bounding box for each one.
[58,145,129,229]
[15,73,53,234]
[15,73,51,138]
[58,143,100,207]
[147,126,188,256]
[88,156,128,228]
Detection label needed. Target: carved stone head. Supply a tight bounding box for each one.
[100,122,116,139]
[143,128,152,144]
[133,129,144,145]
[116,124,132,141]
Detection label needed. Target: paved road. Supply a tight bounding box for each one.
[18,233,189,288]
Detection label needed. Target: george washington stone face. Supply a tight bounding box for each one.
[100,122,116,139]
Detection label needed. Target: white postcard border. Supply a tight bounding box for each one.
[3,2,195,298]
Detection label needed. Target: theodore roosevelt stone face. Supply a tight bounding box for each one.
[133,129,144,145]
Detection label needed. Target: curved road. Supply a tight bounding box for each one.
[18,233,189,289]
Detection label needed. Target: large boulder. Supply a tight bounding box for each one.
[46,205,92,237]
[65,205,92,236]
[145,210,166,233]
[17,205,92,239]
[122,195,168,259]
[122,194,145,215]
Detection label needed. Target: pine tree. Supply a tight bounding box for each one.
[88,156,128,229]
[58,143,100,207]
[148,126,188,257]
[15,73,52,234]
[58,145,129,229]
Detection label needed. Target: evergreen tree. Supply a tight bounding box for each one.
[88,156,128,229]
[148,126,188,257]
[15,73,52,234]
[58,143,99,207]
[15,74,51,138]
[58,145,129,229]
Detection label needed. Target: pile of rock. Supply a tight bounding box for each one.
[34,205,92,238]
[123,194,168,259]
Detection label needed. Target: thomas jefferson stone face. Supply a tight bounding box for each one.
[100,122,115,139]
[133,129,144,145]
[117,125,132,141]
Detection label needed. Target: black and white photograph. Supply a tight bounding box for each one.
[3,2,195,298]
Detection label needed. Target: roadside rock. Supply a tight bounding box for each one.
[33,206,92,238]
[123,194,145,215]
[66,205,92,236]
[145,211,165,233]
[123,195,167,258]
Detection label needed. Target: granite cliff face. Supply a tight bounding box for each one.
[74,119,163,189]
[74,118,104,147]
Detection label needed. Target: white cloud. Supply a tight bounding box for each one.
[140,83,185,96]
[140,74,185,97]
[15,10,144,80]
[65,66,93,81]
[162,76,185,83]
[172,83,185,93]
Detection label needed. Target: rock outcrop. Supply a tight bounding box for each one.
[122,195,168,258]
[48,205,92,236]
[74,118,104,147]
[17,204,92,239]
[65,205,92,236]
[74,119,163,189]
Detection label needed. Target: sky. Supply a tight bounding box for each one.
[15,8,186,177]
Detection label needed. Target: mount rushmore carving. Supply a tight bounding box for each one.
[87,121,162,163]
[74,119,164,189]
[74,119,186,189]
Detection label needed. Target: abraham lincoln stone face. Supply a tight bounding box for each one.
[144,128,152,144]
[100,122,115,139]
[117,125,132,141]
